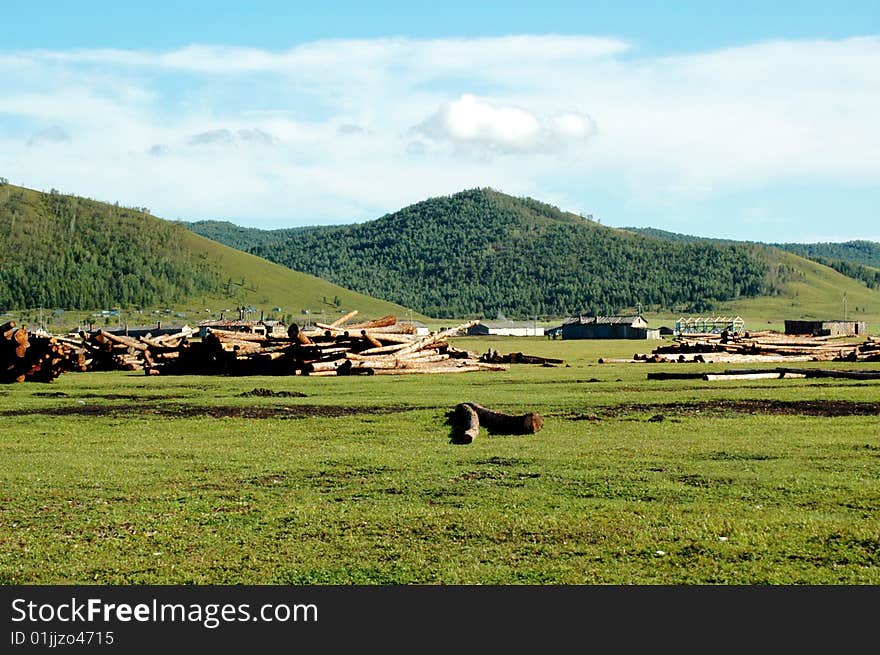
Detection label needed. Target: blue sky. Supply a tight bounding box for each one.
[1,1,878,241]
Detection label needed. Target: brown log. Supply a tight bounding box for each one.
[361,331,384,349]
[357,342,410,356]
[94,330,149,351]
[452,403,480,443]
[305,358,348,373]
[347,314,397,329]
[329,310,359,327]
[463,402,544,434]
[395,320,479,357]
[206,328,268,343]
[287,324,314,345]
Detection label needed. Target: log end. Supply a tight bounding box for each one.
[523,412,544,434]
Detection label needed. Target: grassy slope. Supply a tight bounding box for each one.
[641,249,880,333]
[0,184,422,328]
[1,338,878,584]
[175,229,424,321]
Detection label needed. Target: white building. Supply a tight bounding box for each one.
[466,320,544,337]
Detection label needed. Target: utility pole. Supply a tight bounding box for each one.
[843,292,847,321]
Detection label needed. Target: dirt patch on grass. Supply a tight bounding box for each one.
[78,393,188,401]
[1,404,413,420]
[561,399,880,420]
[238,388,307,398]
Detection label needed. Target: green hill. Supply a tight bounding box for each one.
[610,227,880,330]
[624,226,880,294]
[190,188,772,319]
[0,183,417,324]
[773,240,880,269]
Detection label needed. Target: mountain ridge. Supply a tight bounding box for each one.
[190,188,772,319]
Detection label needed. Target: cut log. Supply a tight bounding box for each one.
[361,331,384,349]
[329,310,359,328]
[463,402,544,434]
[395,320,479,357]
[206,328,268,343]
[347,315,398,329]
[452,403,480,444]
[646,372,708,380]
[702,372,805,381]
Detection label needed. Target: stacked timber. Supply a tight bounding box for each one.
[80,326,196,373]
[600,331,876,364]
[1,321,89,383]
[167,314,506,377]
[1,314,507,382]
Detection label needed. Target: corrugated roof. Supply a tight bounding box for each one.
[565,315,645,325]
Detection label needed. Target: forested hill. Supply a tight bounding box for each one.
[189,188,771,318]
[621,227,735,244]
[625,226,880,291]
[0,183,224,309]
[773,241,880,269]
[0,182,416,318]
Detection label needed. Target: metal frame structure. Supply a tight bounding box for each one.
[675,315,744,335]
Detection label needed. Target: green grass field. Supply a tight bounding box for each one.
[1,337,878,584]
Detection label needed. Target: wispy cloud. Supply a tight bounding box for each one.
[0,35,877,238]
[27,125,71,146]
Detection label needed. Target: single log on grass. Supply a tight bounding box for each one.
[450,402,543,444]
[465,402,544,434]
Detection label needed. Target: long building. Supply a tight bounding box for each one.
[467,320,544,337]
[557,315,659,340]
[784,320,867,337]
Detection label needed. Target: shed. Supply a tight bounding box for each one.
[560,315,657,340]
[784,320,867,337]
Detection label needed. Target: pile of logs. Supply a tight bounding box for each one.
[0,312,510,383]
[1,321,88,383]
[82,326,196,373]
[600,331,880,364]
[189,313,508,377]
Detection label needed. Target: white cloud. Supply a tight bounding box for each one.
[411,94,595,156]
[0,35,877,237]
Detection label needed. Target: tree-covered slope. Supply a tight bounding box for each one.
[774,240,880,269]
[190,188,771,318]
[0,182,417,320]
[624,226,880,291]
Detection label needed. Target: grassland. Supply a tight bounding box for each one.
[1,337,879,585]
